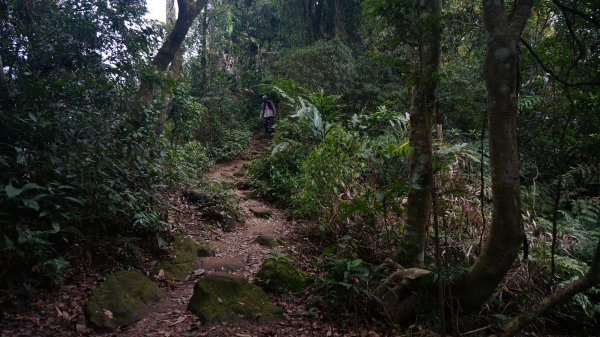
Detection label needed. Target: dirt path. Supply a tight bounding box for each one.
[109,137,320,337]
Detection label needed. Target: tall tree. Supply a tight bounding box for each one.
[454,0,533,312]
[404,0,442,267]
[155,0,189,136]
[130,0,207,128]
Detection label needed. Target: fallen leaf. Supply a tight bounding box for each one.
[158,269,165,278]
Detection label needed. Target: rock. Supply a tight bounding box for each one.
[156,235,202,281]
[233,171,245,178]
[188,273,282,324]
[255,234,284,248]
[202,205,240,232]
[201,255,246,272]
[249,207,273,218]
[376,268,432,323]
[197,241,213,257]
[184,189,215,205]
[255,258,306,292]
[195,237,213,257]
[236,181,252,191]
[86,271,161,331]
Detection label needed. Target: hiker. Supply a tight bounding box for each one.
[260,95,276,134]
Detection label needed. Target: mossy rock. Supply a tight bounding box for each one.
[202,205,240,232]
[255,234,285,248]
[184,189,217,206]
[86,270,161,331]
[188,273,282,324]
[255,258,306,292]
[156,235,203,281]
[249,207,273,218]
[197,241,212,257]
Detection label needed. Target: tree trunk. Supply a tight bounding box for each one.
[155,0,188,136]
[130,0,206,128]
[453,0,533,313]
[496,238,600,337]
[404,0,442,268]
[0,55,12,111]
[313,0,323,40]
[333,0,342,38]
[199,6,209,92]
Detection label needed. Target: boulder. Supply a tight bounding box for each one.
[202,205,240,232]
[255,258,306,292]
[184,189,216,205]
[249,207,273,218]
[156,235,203,281]
[197,239,213,257]
[86,270,161,331]
[188,273,282,324]
[255,234,285,248]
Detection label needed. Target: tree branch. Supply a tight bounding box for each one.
[130,0,207,127]
[495,238,600,337]
[508,0,533,38]
[519,38,600,87]
[552,0,600,28]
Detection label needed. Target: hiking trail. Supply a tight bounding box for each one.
[106,136,320,337]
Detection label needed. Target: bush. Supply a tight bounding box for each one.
[164,141,213,182]
[207,128,252,162]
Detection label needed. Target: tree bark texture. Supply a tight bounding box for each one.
[497,239,600,337]
[404,0,442,268]
[155,0,188,136]
[130,0,206,128]
[199,7,209,92]
[454,0,533,313]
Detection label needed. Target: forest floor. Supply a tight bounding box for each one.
[103,135,324,337]
[1,134,395,337]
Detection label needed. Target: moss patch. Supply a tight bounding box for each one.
[197,239,213,257]
[202,205,240,232]
[187,273,282,324]
[255,234,285,248]
[156,234,202,281]
[86,270,161,331]
[255,258,306,292]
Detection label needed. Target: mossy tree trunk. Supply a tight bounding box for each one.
[404,0,442,267]
[453,0,533,313]
[130,0,206,128]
